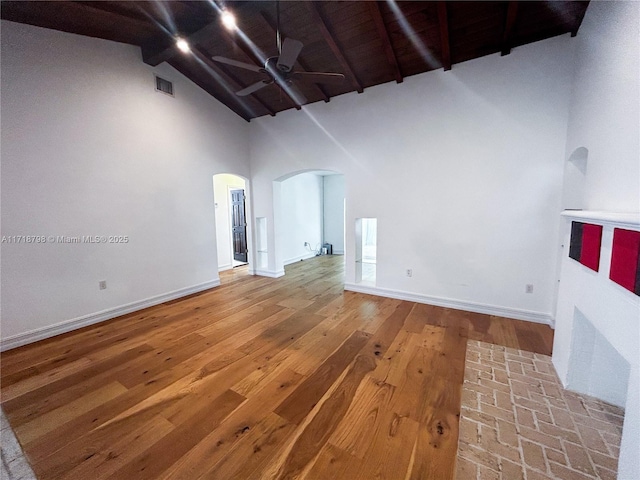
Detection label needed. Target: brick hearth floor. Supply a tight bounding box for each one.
[457,340,625,480]
[1,408,37,480]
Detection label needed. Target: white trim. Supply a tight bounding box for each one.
[253,269,285,278]
[343,283,553,326]
[561,210,640,228]
[218,263,233,272]
[284,252,316,266]
[332,250,345,255]
[0,279,221,352]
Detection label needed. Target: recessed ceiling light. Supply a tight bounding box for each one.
[221,10,237,31]
[176,38,190,53]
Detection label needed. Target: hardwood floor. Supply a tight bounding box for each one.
[0,256,553,480]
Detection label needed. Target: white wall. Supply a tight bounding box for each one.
[553,3,640,478]
[279,173,323,265]
[0,21,250,348]
[323,175,345,254]
[563,1,640,213]
[213,174,246,271]
[249,34,576,323]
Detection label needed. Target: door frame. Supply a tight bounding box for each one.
[212,173,253,274]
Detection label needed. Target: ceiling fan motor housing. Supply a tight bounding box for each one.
[265,56,289,77]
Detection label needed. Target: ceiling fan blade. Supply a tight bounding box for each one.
[281,82,307,105]
[277,38,303,73]
[290,72,346,85]
[236,80,272,96]
[211,56,263,73]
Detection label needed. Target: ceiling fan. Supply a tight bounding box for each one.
[211,2,345,104]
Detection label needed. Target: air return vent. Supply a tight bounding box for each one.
[155,75,174,96]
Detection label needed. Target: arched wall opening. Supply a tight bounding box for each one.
[562,147,588,210]
[212,173,252,276]
[271,169,345,277]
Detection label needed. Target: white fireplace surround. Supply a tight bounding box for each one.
[553,210,640,479]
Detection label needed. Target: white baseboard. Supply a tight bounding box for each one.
[253,269,285,278]
[284,252,317,266]
[0,278,221,352]
[343,283,553,326]
[332,250,345,255]
[218,263,233,272]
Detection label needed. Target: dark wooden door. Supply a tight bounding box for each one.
[231,189,248,263]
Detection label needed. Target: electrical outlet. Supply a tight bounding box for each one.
[406,269,412,277]
[99,280,107,290]
[526,284,534,293]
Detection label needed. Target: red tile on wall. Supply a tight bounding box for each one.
[610,228,640,295]
[580,223,603,272]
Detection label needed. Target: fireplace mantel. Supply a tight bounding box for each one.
[553,210,639,479]
[560,210,640,228]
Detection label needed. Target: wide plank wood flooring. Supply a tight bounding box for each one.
[0,255,553,479]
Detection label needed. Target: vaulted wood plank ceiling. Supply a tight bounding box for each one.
[1,1,589,121]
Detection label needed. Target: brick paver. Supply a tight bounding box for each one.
[456,341,624,480]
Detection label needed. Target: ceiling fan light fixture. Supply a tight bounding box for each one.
[221,10,237,31]
[175,37,190,53]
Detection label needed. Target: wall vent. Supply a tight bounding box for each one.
[155,76,174,96]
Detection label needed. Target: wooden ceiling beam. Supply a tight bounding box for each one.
[369,1,403,83]
[139,1,266,67]
[437,2,452,71]
[141,18,222,67]
[307,2,364,94]
[258,11,331,103]
[142,41,177,67]
[73,2,182,66]
[501,1,519,56]
[190,47,275,118]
